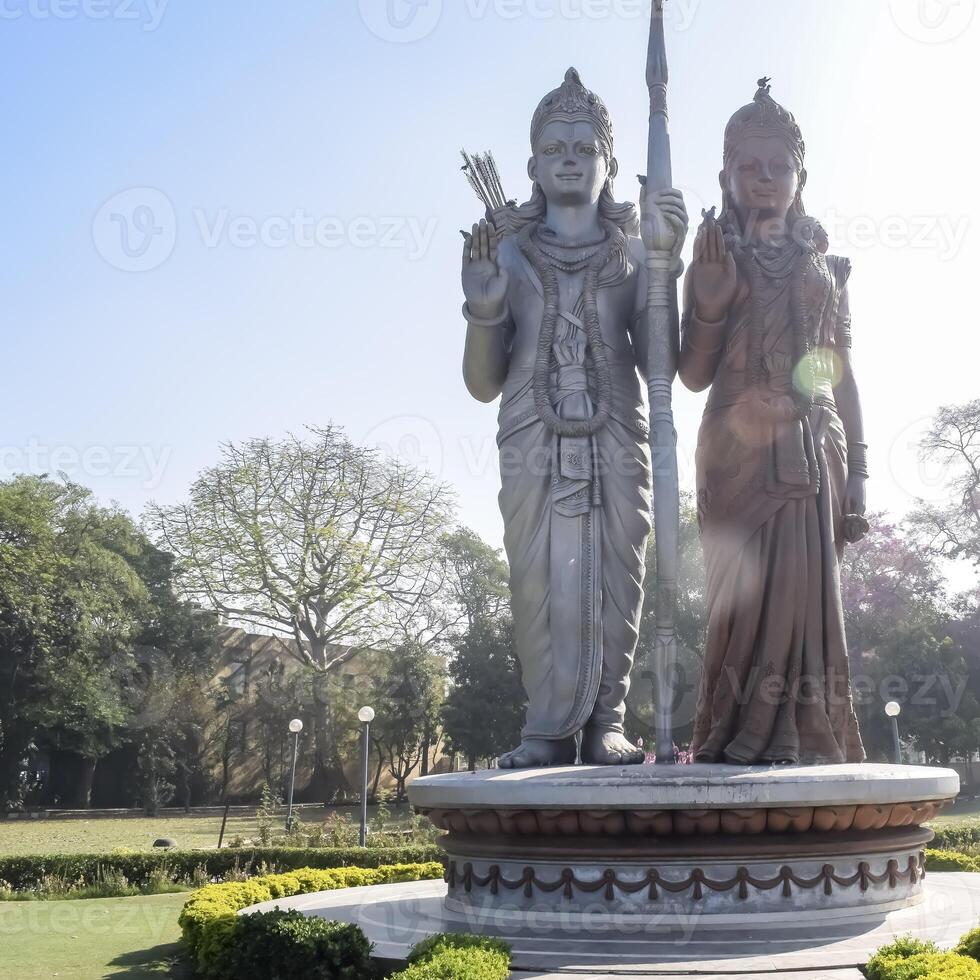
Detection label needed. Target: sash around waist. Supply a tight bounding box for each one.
[497,369,648,443]
[505,355,641,377]
[705,369,836,413]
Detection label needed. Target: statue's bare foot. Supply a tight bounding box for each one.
[498,737,576,769]
[581,727,645,766]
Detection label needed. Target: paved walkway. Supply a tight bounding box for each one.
[512,972,866,979]
[245,873,980,976]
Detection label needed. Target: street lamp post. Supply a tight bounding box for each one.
[357,706,375,847]
[885,701,902,765]
[285,718,303,831]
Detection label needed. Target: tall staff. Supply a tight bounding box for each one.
[643,0,679,762]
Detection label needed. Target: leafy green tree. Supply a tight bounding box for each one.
[438,527,510,631]
[115,543,219,811]
[442,618,524,770]
[839,515,945,654]
[134,727,176,816]
[0,477,150,807]
[862,621,980,765]
[369,641,443,801]
[0,476,218,809]
[437,528,523,769]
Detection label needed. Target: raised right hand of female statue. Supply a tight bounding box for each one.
[691,209,737,322]
[462,218,509,319]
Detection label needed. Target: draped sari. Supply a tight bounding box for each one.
[687,241,865,765]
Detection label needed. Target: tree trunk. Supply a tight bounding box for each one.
[370,749,384,800]
[0,719,33,809]
[176,760,191,812]
[67,755,97,809]
[220,748,231,801]
[309,700,350,802]
[306,649,351,802]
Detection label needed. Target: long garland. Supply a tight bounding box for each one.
[517,218,625,437]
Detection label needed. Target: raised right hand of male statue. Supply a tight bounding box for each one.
[461,218,509,319]
[691,208,738,322]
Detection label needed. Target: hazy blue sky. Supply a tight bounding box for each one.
[2,0,977,573]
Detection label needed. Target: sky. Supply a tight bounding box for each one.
[1,0,977,582]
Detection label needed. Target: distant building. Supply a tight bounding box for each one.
[29,625,449,809]
[206,626,451,803]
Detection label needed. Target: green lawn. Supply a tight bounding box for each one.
[0,814,263,855]
[0,804,412,856]
[0,892,191,979]
[931,795,980,828]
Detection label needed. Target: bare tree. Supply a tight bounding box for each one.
[146,425,454,799]
[911,400,980,571]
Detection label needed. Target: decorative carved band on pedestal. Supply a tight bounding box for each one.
[445,851,926,903]
[420,798,952,837]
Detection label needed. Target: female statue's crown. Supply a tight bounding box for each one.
[530,67,614,160]
[723,78,805,165]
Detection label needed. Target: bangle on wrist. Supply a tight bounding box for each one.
[847,441,869,479]
[463,302,509,329]
[683,309,727,355]
[693,307,727,327]
[685,333,725,356]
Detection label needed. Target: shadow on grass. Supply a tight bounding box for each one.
[103,943,193,979]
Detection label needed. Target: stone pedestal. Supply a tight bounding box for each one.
[408,763,958,919]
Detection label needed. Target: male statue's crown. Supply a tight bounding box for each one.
[723,78,806,165]
[530,67,614,161]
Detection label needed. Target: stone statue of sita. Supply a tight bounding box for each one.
[680,80,868,765]
[460,68,688,768]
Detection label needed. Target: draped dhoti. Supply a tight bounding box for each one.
[498,366,650,740]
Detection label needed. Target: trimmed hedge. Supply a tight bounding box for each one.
[869,927,980,979]
[390,933,512,979]
[866,952,980,979]
[0,845,442,893]
[179,862,444,977]
[924,848,980,873]
[205,908,375,980]
[391,946,510,979]
[930,825,980,852]
[960,927,980,961]
[405,933,511,965]
[867,937,942,980]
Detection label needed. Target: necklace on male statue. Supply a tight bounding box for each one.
[533,226,611,273]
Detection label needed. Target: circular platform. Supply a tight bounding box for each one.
[442,826,931,919]
[241,873,980,975]
[407,763,958,917]
[409,763,958,837]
